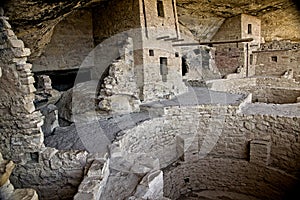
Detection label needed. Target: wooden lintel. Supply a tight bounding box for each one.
[156,36,170,40]
[172,38,254,47]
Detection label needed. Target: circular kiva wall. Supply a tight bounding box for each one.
[163,158,296,200]
[118,104,300,200]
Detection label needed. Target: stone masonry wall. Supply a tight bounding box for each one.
[163,158,296,200]
[0,15,89,200]
[212,14,261,78]
[10,148,88,200]
[142,0,179,39]
[120,103,300,176]
[212,15,244,77]
[32,9,94,72]
[255,48,300,81]
[214,44,245,77]
[0,15,43,162]
[98,37,141,114]
[207,77,300,104]
[212,15,241,41]
[0,152,39,200]
[141,44,187,101]
[118,102,300,199]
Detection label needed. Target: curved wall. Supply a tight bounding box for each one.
[163,158,297,200]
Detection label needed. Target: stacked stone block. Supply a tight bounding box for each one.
[0,14,90,200]
[0,15,44,162]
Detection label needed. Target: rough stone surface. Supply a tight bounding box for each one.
[55,80,98,123]
[40,104,59,137]
[0,152,39,200]
[1,0,299,60]
[0,16,44,161]
[31,9,94,72]
[212,14,261,78]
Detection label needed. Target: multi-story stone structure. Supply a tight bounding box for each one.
[32,0,187,102]
[212,14,261,78]
[1,1,300,200]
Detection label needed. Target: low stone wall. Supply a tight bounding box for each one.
[74,159,107,200]
[10,148,88,199]
[207,77,300,104]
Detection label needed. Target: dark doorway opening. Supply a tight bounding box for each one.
[182,57,188,76]
[34,68,91,91]
[160,57,168,82]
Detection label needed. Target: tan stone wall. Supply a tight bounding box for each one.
[32,10,94,72]
[212,15,241,41]
[141,45,187,101]
[214,45,245,77]
[255,49,300,81]
[212,14,261,77]
[119,104,300,175]
[241,14,261,45]
[142,0,178,39]
[208,77,300,104]
[0,17,43,161]
[180,46,221,81]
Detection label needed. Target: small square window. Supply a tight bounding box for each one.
[149,49,154,56]
[175,52,179,57]
[271,56,278,62]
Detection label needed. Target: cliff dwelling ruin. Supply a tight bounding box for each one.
[0,0,300,199]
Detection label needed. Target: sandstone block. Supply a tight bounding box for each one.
[12,57,27,65]
[20,76,35,85]
[87,160,104,177]
[40,104,59,137]
[8,39,24,48]
[250,140,271,166]
[6,29,14,37]
[12,47,31,58]
[16,63,32,71]
[24,102,36,114]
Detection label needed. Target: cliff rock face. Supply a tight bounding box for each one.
[1,0,300,61]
